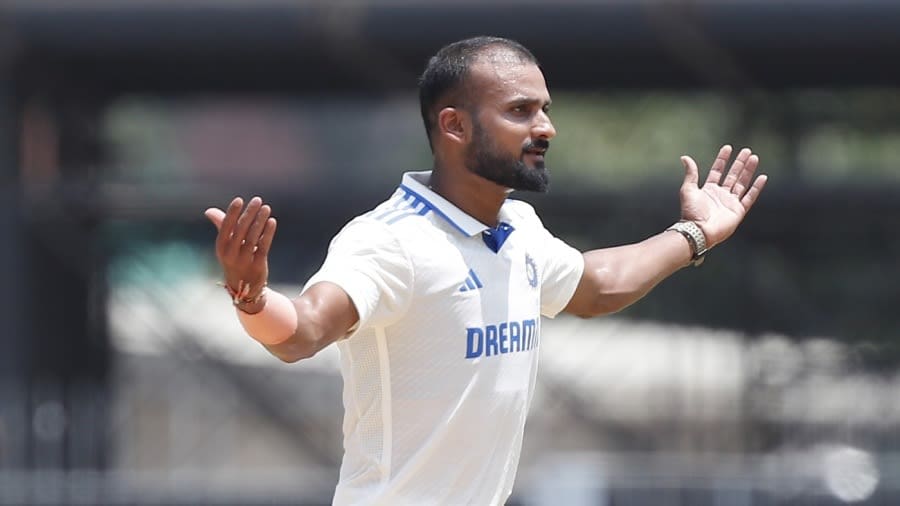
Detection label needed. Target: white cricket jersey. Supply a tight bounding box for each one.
[303,171,584,505]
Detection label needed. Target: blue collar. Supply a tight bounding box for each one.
[482,222,515,253]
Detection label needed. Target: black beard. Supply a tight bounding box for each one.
[466,123,550,193]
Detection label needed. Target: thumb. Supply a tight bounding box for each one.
[204,208,226,230]
[681,155,699,188]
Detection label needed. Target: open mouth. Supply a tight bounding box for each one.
[523,140,550,161]
[524,147,547,161]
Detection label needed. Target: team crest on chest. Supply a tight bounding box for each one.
[525,253,538,288]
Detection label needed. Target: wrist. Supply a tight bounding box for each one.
[666,220,709,267]
[221,279,268,312]
[236,288,268,314]
[236,288,299,346]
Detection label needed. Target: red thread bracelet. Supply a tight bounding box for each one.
[220,280,267,306]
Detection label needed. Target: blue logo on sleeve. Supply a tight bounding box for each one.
[465,319,538,359]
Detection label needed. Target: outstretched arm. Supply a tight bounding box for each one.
[205,197,358,362]
[564,145,768,318]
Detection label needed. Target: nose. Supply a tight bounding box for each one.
[532,110,556,140]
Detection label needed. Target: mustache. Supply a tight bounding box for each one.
[523,138,550,153]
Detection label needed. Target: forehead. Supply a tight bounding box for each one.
[467,52,549,105]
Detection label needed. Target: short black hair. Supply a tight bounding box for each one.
[418,36,539,150]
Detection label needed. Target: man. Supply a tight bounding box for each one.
[205,36,766,505]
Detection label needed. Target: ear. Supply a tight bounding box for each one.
[437,107,471,146]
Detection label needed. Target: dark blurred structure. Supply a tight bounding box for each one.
[1,1,899,504]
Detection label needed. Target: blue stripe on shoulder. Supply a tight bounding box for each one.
[399,184,468,236]
[372,197,413,221]
[386,211,418,225]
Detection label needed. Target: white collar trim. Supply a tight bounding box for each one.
[399,171,491,237]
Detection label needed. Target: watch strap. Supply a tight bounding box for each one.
[667,220,708,266]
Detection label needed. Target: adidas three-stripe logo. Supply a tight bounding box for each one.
[459,268,484,292]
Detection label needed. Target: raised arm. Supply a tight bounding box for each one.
[564,145,768,318]
[205,197,358,362]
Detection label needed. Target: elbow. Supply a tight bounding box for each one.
[273,348,314,364]
[266,339,320,363]
[275,351,307,364]
[590,297,632,318]
[566,290,623,319]
[571,310,599,320]
[571,298,625,319]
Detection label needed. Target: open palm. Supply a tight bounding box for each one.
[680,145,768,248]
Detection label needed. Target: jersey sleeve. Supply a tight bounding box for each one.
[538,228,584,318]
[301,218,414,334]
[506,200,584,318]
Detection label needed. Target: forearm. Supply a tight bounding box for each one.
[236,283,357,363]
[570,229,693,317]
[235,288,305,360]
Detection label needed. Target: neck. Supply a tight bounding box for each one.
[429,164,508,228]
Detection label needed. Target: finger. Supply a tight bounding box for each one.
[204,208,226,230]
[722,147,752,190]
[740,174,768,211]
[220,197,244,236]
[241,204,272,257]
[704,144,733,186]
[731,154,759,198]
[215,197,244,255]
[253,217,278,265]
[225,196,263,259]
[681,155,700,188]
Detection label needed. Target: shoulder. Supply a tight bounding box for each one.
[328,190,437,256]
[501,198,546,229]
[322,215,416,286]
[326,192,410,254]
[333,189,417,235]
[358,188,437,230]
[503,198,536,214]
